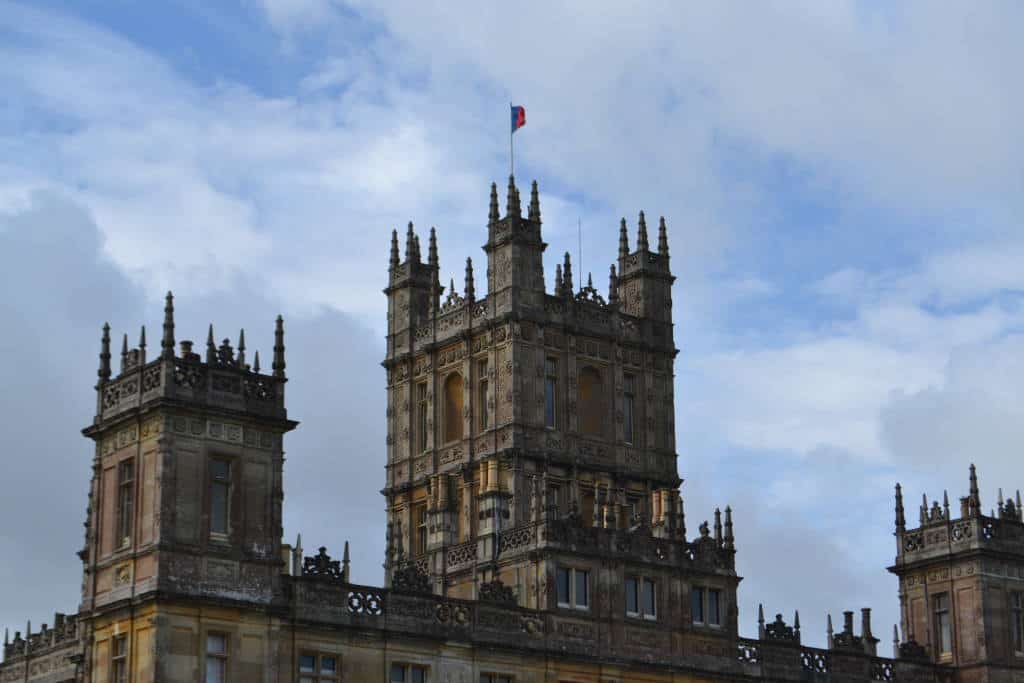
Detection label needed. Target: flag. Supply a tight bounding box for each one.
[511,105,526,133]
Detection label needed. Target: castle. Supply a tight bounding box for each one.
[2,177,1023,682]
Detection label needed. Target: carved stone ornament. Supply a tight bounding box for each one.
[303,547,343,581]
[478,578,516,606]
[764,614,797,642]
[392,563,431,593]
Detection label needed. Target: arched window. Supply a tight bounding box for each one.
[444,373,464,442]
[578,366,605,437]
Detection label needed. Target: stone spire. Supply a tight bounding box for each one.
[892,624,900,658]
[465,257,475,301]
[98,323,112,382]
[714,507,723,545]
[273,315,286,378]
[428,227,439,270]
[237,329,246,367]
[528,180,541,222]
[637,211,650,252]
[489,182,500,225]
[554,264,563,297]
[507,175,521,218]
[413,234,422,263]
[794,611,802,643]
[724,505,734,550]
[253,350,261,374]
[429,227,441,310]
[562,252,573,296]
[619,218,629,260]
[608,264,619,304]
[342,541,351,583]
[161,291,175,359]
[969,463,981,515]
[389,229,400,270]
[943,489,951,519]
[894,483,906,532]
[404,222,415,263]
[138,325,147,364]
[827,613,834,648]
[658,216,669,256]
[206,324,217,364]
[758,604,766,639]
[120,333,128,373]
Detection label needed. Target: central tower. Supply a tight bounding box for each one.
[382,177,738,646]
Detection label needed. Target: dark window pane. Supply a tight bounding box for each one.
[575,570,589,608]
[625,578,638,614]
[691,587,704,623]
[299,654,316,672]
[557,568,570,605]
[210,460,229,480]
[412,667,425,683]
[320,655,336,672]
[391,663,406,682]
[211,481,229,534]
[643,579,656,616]
[709,589,721,625]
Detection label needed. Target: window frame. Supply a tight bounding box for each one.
[707,587,722,627]
[933,592,952,656]
[623,373,636,445]
[556,566,590,611]
[117,459,135,548]
[208,458,232,538]
[625,575,658,621]
[298,651,340,682]
[205,632,229,683]
[111,634,128,683]
[691,586,705,624]
[1012,591,1024,655]
[544,357,558,429]
[477,360,489,432]
[443,372,465,444]
[479,675,513,683]
[390,662,428,683]
[578,365,605,437]
[413,502,428,557]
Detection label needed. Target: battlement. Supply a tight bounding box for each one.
[89,292,290,429]
[2,611,80,663]
[893,464,1024,566]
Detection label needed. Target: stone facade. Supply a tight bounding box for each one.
[1,177,1020,683]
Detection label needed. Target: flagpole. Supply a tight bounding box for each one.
[509,101,514,178]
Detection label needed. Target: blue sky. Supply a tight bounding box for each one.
[2,0,1023,650]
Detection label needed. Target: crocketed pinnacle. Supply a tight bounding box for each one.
[608,264,619,304]
[637,211,650,251]
[98,323,112,382]
[206,324,216,364]
[273,315,286,378]
[120,333,128,372]
[894,483,906,532]
[506,175,521,218]
[658,215,669,256]
[161,291,175,359]
[554,264,563,297]
[618,218,629,260]
[389,229,400,270]
[464,257,475,301]
[237,328,246,367]
[562,252,573,296]
[404,222,415,262]
[488,182,500,225]
[428,227,439,268]
[528,180,541,222]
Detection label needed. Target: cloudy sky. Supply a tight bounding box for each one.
[2,0,1023,650]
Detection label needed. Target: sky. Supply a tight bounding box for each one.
[1,0,1023,651]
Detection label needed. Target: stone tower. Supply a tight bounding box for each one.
[890,466,1024,681]
[383,177,739,645]
[78,294,296,680]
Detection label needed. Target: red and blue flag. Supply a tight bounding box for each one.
[511,105,526,133]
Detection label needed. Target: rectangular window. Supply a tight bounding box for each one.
[544,358,558,428]
[117,459,135,547]
[414,503,427,556]
[626,576,657,619]
[390,663,427,683]
[1013,592,1024,654]
[691,587,705,624]
[416,382,428,453]
[209,459,231,536]
[934,593,952,655]
[299,652,339,682]
[708,588,722,626]
[480,675,513,683]
[623,374,636,444]
[556,567,589,610]
[112,635,127,683]
[205,633,228,683]
[478,360,489,431]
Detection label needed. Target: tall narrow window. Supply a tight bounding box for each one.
[708,588,722,626]
[416,381,428,453]
[478,360,489,431]
[1012,592,1024,654]
[691,587,705,624]
[117,459,135,547]
[443,373,464,443]
[210,459,231,536]
[206,633,228,683]
[579,366,604,436]
[544,358,558,428]
[626,577,639,615]
[934,593,952,655]
[112,635,127,683]
[390,664,427,683]
[556,567,590,610]
[623,374,636,444]
[414,503,427,556]
[642,578,657,620]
